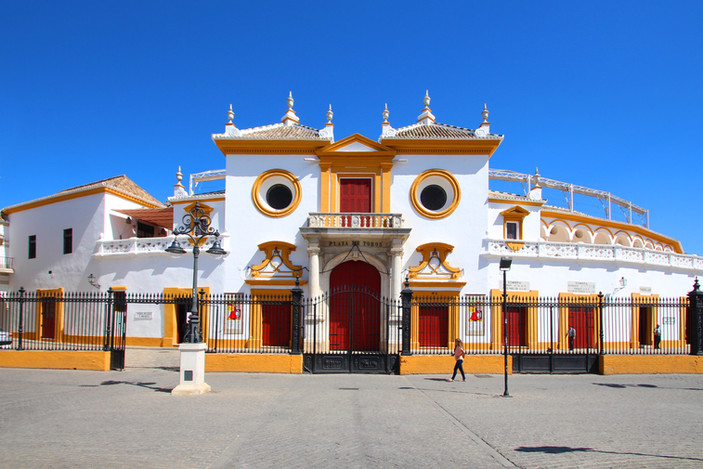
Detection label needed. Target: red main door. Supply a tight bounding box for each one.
[340,178,372,213]
[329,261,381,351]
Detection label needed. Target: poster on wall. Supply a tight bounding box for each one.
[225,293,244,334]
[465,295,486,336]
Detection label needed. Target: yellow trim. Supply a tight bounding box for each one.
[381,138,502,156]
[36,288,64,342]
[399,355,511,375]
[408,281,467,289]
[558,293,600,351]
[206,354,303,373]
[500,206,529,241]
[631,293,660,349]
[248,289,293,349]
[245,279,308,286]
[249,241,302,279]
[110,286,127,291]
[411,291,461,351]
[410,169,461,219]
[542,209,683,253]
[490,289,540,350]
[251,169,302,218]
[315,135,395,213]
[163,286,211,347]
[408,242,462,280]
[214,139,330,155]
[0,351,110,371]
[3,187,163,214]
[600,355,703,374]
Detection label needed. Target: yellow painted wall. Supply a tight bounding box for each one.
[599,355,703,374]
[0,351,110,371]
[206,354,303,373]
[399,355,511,375]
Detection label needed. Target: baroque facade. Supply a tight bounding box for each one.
[2,93,701,349]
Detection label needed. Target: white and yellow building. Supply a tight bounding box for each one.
[2,92,702,349]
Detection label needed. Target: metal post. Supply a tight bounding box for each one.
[688,279,703,355]
[401,279,412,356]
[598,292,605,355]
[17,287,25,350]
[103,288,113,351]
[290,278,303,355]
[503,269,509,397]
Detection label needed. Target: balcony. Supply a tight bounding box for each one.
[486,239,703,271]
[300,212,411,243]
[94,236,222,257]
[0,256,14,274]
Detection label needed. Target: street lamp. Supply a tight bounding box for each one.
[166,202,226,343]
[499,257,512,397]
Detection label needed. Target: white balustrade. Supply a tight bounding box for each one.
[306,213,403,229]
[487,239,703,271]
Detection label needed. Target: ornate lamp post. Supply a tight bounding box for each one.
[499,257,512,397]
[166,202,226,343]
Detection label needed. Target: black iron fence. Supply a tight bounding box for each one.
[0,289,693,358]
[409,294,690,356]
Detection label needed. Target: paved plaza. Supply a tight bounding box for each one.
[1,366,702,469]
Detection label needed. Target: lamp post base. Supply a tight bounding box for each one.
[171,342,211,395]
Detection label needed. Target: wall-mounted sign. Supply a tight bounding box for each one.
[134,311,152,321]
[568,281,596,294]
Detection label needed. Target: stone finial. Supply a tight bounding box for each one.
[173,165,187,198]
[482,103,489,122]
[417,90,435,124]
[326,104,333,123]
[475,102,491,137]
[382,103,389,123]
[227,104,234,124]
[282,91,300,125]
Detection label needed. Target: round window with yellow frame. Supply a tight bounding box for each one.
[251,169,302,217]
[410,169,461,219]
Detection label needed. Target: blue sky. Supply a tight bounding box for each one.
[2,1,702,255]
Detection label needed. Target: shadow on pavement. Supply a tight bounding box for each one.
[515,445,703,462]
[100,380,172,393]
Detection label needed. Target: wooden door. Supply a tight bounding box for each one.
[419,304,448,348]
[262,301,291,347]
[41,299,56,339]
[329,261,381,351]
[340,178,372,227]
[569,306,594,349]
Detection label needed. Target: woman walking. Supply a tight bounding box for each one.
[448,338,466,382]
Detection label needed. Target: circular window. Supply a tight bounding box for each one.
[420,185,447,211]
[410,169,461,218]
[252,169,302,217]
[266,184,293,210]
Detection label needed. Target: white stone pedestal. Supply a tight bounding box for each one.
[171,342,211,395]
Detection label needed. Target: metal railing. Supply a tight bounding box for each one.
[410,294,690,356]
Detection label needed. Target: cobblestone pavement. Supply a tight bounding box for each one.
[1,368,702,468]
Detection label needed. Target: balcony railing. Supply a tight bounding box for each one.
[486,239,703,271]
[0,256,14,270]
[95,236,220,256]
[306,213,404,229]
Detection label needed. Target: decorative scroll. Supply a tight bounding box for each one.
[408,243,462,280]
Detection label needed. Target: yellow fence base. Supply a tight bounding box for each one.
[205,354,303,373]
[0,351,111,371]
[399,355,512,375]
[599,355,703,374]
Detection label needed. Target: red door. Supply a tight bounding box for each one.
[41,299,56,339]
[329,261,380,351]
[419,304,448,347]
[262,301,291,347]
[340,178,372,227]
[502,306,526,347]
[568,306,594,349]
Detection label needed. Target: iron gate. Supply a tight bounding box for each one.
[302,286,401,374]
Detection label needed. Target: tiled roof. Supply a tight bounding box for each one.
[213,123,329,140]
[392,122,502,140]
[115,207,173,227]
